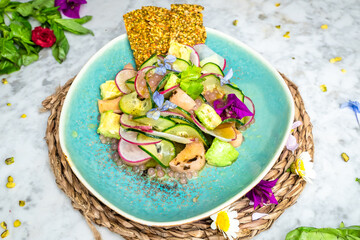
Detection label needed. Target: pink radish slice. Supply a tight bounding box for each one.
[120,114,152,131]
[186,45,200,67]
[144,130,195,144]
[222,58,227,71]
[115,69,137,94]
[119,127,161,145]
[193,44,226,70]
[123,63,135,70]
[159,84,179,98]
[135,66,155,98]
[118,139,152,166]
[160,111,186,118]
[241,96,255,127]
[191,115,236,142]
[146,69,164,92]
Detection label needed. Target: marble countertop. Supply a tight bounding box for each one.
[1,0,359,239]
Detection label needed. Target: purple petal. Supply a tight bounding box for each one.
[55,0,67,9]
[164,62,172,70]
[155,66,166,75]
[286,134,299,152]
[161,100,177,111]
[62,5,81,18]
[340,100,360,127]
[165,54,176,63]
[292,121,302,130]
[146,109,160,120]
[152,91,164,108]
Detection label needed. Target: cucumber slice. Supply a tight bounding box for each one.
[201,62,224,76]
[170,106,192,121]
[132,116,176,131]
[223,84,245,102]
[172,58,190,72]
[197,94,207,103]
[137,136,176,168]
[155,72,172,92]
[119,92,152,116]
[139,54,158,70]
[125,77,135,91]
[127,128,194,144]
[221,118,244,125]
[163,124,209,147]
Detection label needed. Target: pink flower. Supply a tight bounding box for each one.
[286,121,302,153]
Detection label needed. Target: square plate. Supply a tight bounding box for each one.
[59,28,294,226]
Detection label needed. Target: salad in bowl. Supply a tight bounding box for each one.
[96,41,255,184]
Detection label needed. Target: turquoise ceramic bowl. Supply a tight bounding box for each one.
[59,28,294,226]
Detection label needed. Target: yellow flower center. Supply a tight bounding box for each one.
[295,159,305,178]
[216,211,230,232]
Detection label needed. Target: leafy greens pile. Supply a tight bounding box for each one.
[0,0,93,75]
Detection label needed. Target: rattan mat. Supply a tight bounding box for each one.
[42,73,313,240]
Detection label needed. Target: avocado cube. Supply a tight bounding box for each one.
[100,80,122,100]
[164,73,180,90]
[97,110,121,139]
[195,103,222,130]
[168,41,191,62]
[205,138,239,167]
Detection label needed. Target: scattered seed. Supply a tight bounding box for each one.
[283,31,290,38]
[5,157,14,165]
[2,78,8,85]
[6,103,11,106]
[20,114,27,118]
[13,220,21,228]
[292,57,295,59]
[275,3,280,7]
[193,196,199,203]
[71,131,78,138]
[320,84,327,92]
[341,69,346,73]
[321,24,328,29]
[6,182,15,188]
[7,176,13,182]
[329,57,342,63]
[232,20,238,26]
[19,200,25,207]
[341,153,349,162]
[1,230,9,238]
[275,25,281,29]
[0,222,6,230]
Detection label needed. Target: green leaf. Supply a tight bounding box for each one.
[0,59,20,75]
[9,20,32,44]
[41,6,61,20]
[356,178,360,184]
[0,0,10,8]
[0,38,21,65]
[33,13,47,23]
[19,48,39,66]
[73,16,92,25]
[50,23,69,63]
[0,11,4,24]
[16,2,33,17]
[54,18,94,35]
[32,0,54,10]
[180,80,203,99]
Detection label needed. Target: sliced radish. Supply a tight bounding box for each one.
[123,63,134,70]
[186,45,200,67]
[191,115,236,142]
[146,68,164,92]
[118,139,152,166]
[120,127,161,145]
[193,44,226,70]
[142,130,195,144]
[159,84,179,98]
[160,111,187,118]
[115,69,137,94]
[135,66,155,98]
[241,96,255,127]
[120,114,152,131]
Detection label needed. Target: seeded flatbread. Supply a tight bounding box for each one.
[170,4,206,46]
[142,6,171,55]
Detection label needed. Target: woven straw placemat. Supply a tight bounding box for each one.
[42,73,313,240]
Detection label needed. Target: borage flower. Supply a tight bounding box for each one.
[245,179,278,209]
[220,68,233,86]
[55,0,87,19]
[155,55,176,75]
[290,152,316,183]
[210,208,239,240]
[146,91,177,120]
[340,100,360,127]
[286,121,302,153]
[213,94,253,121]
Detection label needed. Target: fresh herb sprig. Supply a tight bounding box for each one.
[0,0,93,75]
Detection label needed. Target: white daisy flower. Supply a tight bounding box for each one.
[291,152,316,183]
[210,208,239,240]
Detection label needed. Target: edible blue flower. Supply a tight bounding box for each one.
[146,91,177,120]
[155,55,177,75]
[340,100,360,127]
[220,68,233,86]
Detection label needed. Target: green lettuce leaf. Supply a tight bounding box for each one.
[178,65,204,99]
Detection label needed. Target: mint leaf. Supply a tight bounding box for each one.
[356,178,360,184]
[19,48,38,66]
[73,16,92,25]
[32,0,54,10]
[50,23,69,63]
[0,0,10,8]
[16,2,33,17]
[0,38,21,65]
[54,18,94,35]
[0,58,20,74]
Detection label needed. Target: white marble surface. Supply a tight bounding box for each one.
[1,0,359,239]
